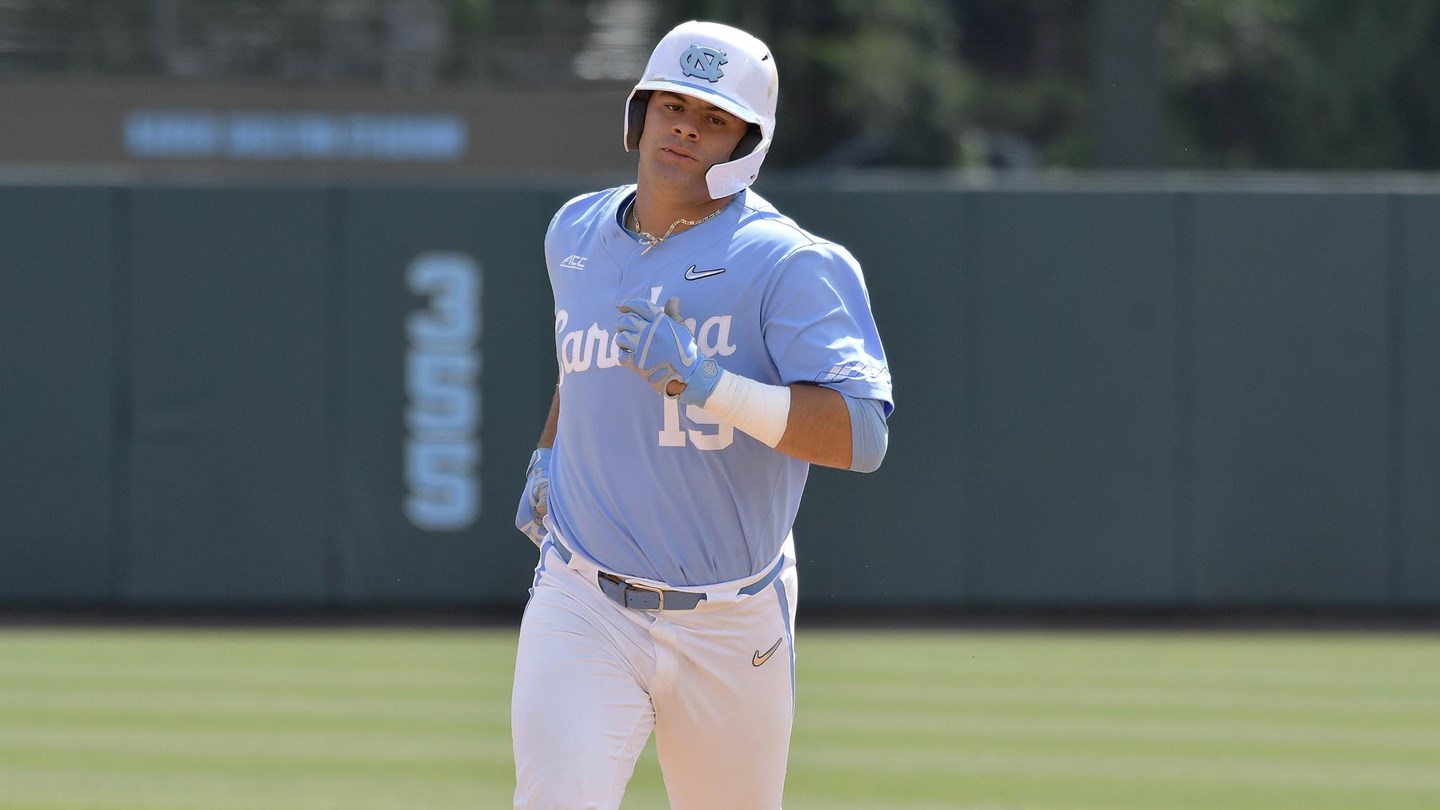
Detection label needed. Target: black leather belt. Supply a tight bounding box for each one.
[597,572,705,611]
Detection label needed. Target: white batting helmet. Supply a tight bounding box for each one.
[624,21,779,199]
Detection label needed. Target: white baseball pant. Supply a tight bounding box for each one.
[512,535,798,809]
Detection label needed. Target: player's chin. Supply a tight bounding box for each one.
[645,159,706,187]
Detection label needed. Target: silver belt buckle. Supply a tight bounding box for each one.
[625,580,667,610]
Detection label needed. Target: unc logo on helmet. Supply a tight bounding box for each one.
[679,44,728,82]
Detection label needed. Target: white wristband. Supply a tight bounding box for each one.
[700,370,791,448]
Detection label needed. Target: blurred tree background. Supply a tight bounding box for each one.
[2,0,1438,171]
[1166,0,1440,170]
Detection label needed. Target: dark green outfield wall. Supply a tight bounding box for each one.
[1,181,1436,609]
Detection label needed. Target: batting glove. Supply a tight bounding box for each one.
[513,447,551,546]
[614,297,723,407]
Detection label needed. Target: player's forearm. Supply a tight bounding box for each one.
[674,371,873,469]
[536,385,560,449]
[615,299,884,470]
[774,383,852,469]
[697,374,865,470]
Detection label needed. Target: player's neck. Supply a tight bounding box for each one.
[631,186,733,240]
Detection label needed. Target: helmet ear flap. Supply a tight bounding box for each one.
[625,90,651,151]
[731,123,762,160]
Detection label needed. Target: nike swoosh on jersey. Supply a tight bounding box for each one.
[752,637,784,667]
[684,265,726,281]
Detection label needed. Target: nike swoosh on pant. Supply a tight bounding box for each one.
[752,638,784,667]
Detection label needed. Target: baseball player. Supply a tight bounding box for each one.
[511,20,893,810]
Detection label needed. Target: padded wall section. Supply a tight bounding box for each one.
[0,187,118,600]
[122,187,333,602]
[1186,193,1390,604]
[965,191,1182,604]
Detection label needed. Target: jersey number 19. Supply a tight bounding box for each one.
[659,399,734,451]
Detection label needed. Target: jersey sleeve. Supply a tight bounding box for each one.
[542,195,579,282]
[760,242,894,415]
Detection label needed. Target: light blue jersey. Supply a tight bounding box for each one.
[544,185,892,587]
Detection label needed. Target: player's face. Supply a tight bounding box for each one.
[638,91,749,195]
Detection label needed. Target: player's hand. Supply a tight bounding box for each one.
[514,448,551,546]
[614,296,723,407]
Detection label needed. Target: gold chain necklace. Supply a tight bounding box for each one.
[629,199,729,255]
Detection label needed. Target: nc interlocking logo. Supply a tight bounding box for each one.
[680,44,728,83]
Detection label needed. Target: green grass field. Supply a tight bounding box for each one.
[1,627,1437,809]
